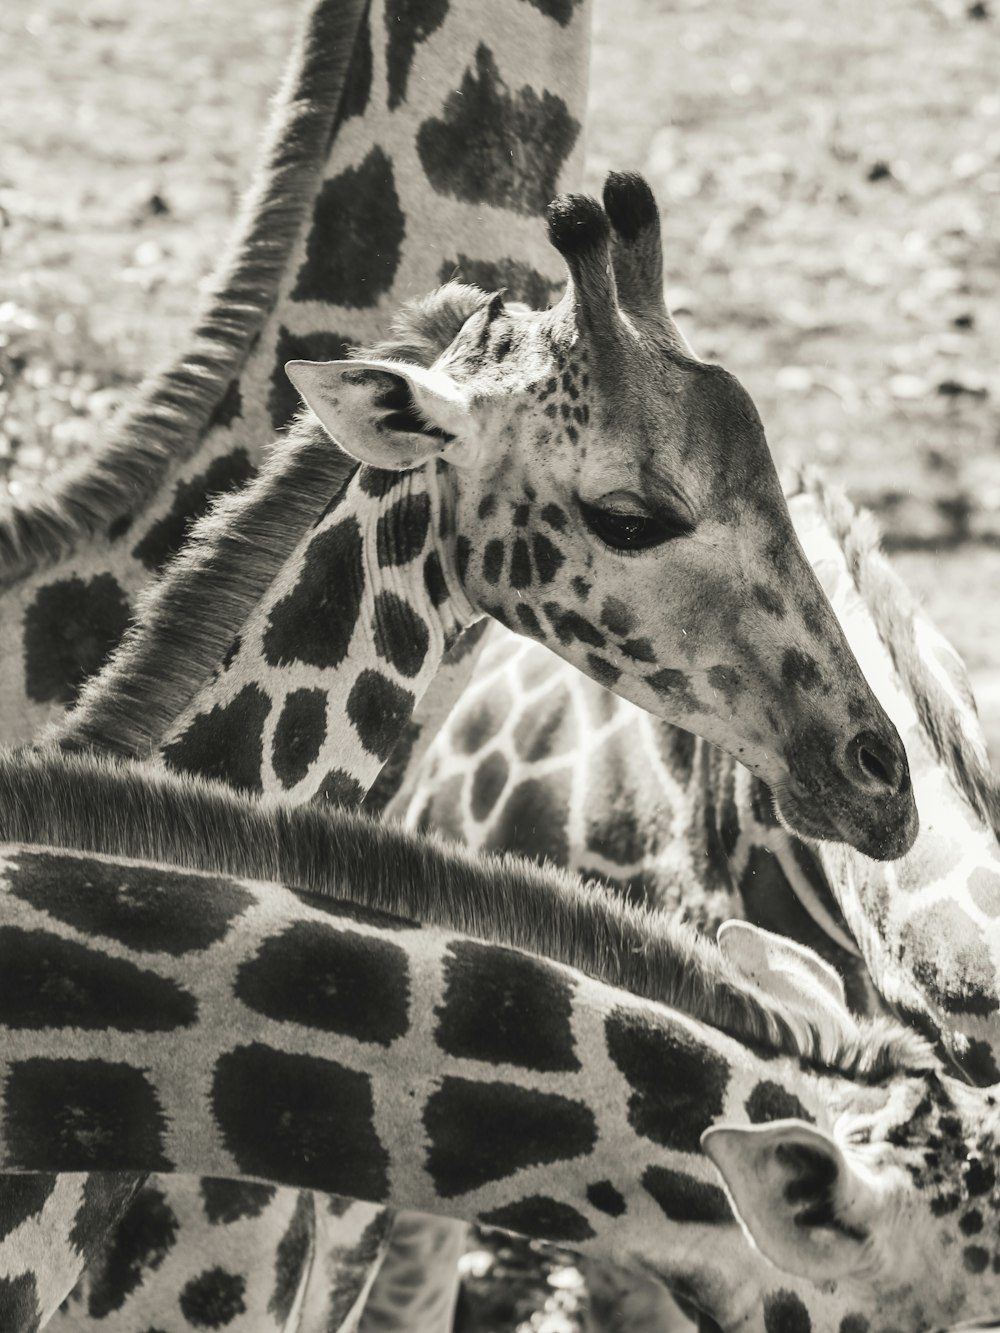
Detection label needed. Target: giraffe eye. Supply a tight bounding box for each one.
[581,498,692,552]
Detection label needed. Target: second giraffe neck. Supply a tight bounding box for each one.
[57,443,478,802]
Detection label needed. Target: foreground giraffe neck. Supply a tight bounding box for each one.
[1,0,590,743]
[1,752,999,1332]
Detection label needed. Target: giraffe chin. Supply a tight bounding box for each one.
[769,781,919,863]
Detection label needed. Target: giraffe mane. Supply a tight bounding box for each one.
[52,414,357,759]
[3,746,935,1084]
[0,0,368,589]
[791,466,1000,843]
[364,282,501,367]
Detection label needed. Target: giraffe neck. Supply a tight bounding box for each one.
[54,433,477,802]
[0,830,897,1333]
[2,0,590,743]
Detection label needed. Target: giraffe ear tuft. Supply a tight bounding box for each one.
[285,358,473,473]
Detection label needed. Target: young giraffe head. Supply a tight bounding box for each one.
[287,172,916,862]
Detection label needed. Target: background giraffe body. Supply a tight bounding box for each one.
[0,0,592,745]
[0,751,999,1333]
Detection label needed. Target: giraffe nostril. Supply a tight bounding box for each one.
[848,730,908,795]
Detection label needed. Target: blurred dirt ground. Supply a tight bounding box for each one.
[1,2,998,1329]
[2,0,998,758]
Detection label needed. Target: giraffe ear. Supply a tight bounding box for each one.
[717,921,849,1017]
[285,358,475,472]
[702,1121,879,1282]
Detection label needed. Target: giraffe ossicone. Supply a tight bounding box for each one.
[1,748,1000,1333]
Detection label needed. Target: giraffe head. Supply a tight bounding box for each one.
[687,927,1000,1332]
[286,172,916,863]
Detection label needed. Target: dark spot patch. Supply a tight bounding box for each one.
[781,648,823,692]
[752,583,786,619]
[269,327,354,431]
[586,1180,626,1217]
[511,538,533,588]
[0,927,196,1032]
[376,491,431,567]
[964,1245,989,1274]
[479,1197,594,1243]
[839,1319,869,1333]
[586,796,644,866]
[272,688,328,788]
[335,0,373,124]
[436,940,579,1072]
[438,255,561,309]
[471,750,509,821]
[0,1174,57,1241]
[646,668,704,712]
[960,1208,984,1235]
[642,1165,733,1225]
[965,1155,996,1196]
[490,774,570,866]
[372,590,429,678]
[9,850,253,956]
[899,901,1000,1016]
[707,664,743,704]
[24,574,132,705]
[292,147,404,307]
[621,637,655,664]
[417,46,579,215]
[0,1275,39,1332]
[213,1045,389,1199]
[132,450,255,573]
[605,1007,729,1152]
[655,724,697,784]
[383,0,449,109]
[455,534,471,584]
[478,494,497,520]
[957,1038,1000,1084]
[269,1191,313,1327]
[513,695,574,762]
[179,1267,246,1328]
[68,1173,147,1279]
[221,635,241,671]
[423,550,449,607]
[745,1081,814,1124]
[453,687,510,756]
[545,605,604,648]
[513,503,530,527]
[541,503,567,531]
[483,538,505,585]
[532,532,564,583]
[106,511,133,541]
[4,1057,170,1171]
[358,466,407,499]
[162,683,271,793]
[571,575,591,600]
[424,1077,595,1196]
[515,602,545,638]
[201,1179,277,1225]
[763,1290,811,1333]
[347,669,416,762]
[315,767,366,808]
[263,516,364,670]
[236,922,409,1046]
[83,1183,179,1318]
[209,378,243,430]
[600,597,637,637]
[585,652,620,690]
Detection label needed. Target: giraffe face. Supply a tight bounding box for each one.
[700,1071,1000,1332]
[287,173,918,865]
